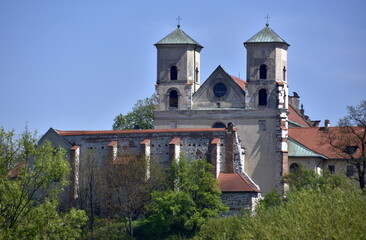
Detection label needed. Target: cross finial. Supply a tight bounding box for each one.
[176,16,182,28]
[265,14,271,26]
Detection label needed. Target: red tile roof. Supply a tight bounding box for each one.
[230,75,246,91]
[211,138,220,144]
[288,104,310,127]
[218,173,260,192]
[55,128,227,136]
[7,161,26,178]
[108,141,118,147]
[169,137,180,145]
[70,145,80,150]
[289,127,364,159]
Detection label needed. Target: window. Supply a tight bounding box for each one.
[290,163,299,173]
[346,165,355,177]
[213,83,227,97]
[283,66,286,81]
[259,120,266,131]
[260,64,267,79]
[212,122,226,128]
[328,165,335,174]
[170,65,178,80]
[169,90,178,108]
[258,89,267,106]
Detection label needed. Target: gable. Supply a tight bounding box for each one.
[193,66,246,109]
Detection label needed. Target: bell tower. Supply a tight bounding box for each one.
[244,24,290,109]
[154,25,203,111]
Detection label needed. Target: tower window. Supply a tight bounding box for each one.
[260,64,267,79]
[170,65,178,80]
[283,66,287,81]
[169,90,178,108]
[258,89,267,106]
[212,122,226,128]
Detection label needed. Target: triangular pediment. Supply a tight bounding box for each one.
[193,66,246,109]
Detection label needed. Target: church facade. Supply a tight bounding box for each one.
[40,23,356,213]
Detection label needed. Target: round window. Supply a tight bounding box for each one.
[213,83,227,97]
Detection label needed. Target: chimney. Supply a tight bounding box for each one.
[300,104,304,116]
[323,119,330,132]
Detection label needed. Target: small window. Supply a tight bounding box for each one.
[259,120,266,131]
[283,66,286,81]
[260,64,267,79]
[213,83,227,97]
[346,165,355,177]
[212,122,226,128]
[170,66,178,80]
[258,89,267,106]
[328,165,335,174]
[169,90,178,108]
[290,163,299,173]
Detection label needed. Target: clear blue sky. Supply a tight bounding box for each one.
[1,0,365,136]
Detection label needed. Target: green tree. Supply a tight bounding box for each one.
[0,127,87,239]
[326,100,366,189]
[112,95,156,130]
[196,165,366,240]
[141,158,228,239]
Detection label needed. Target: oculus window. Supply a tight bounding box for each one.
[213,83,227,97]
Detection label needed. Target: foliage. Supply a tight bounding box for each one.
[139,158,228,239]
[0,127,87,239]
[112,95,156,130]
[196,166,366,240]
[327,100,366,189]
[100,153,165,238]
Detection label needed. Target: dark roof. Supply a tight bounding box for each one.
[218,173,260,192]
[245,25,289,46]
[155,27,203,48]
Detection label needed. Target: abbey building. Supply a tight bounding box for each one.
[40,23,353,213]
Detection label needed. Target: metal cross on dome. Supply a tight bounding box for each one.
[265,14,271,26]
[176,16,182,28]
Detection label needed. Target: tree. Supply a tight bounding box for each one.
[100,151,165,238]
[77,149,101,231]
[0,127,87,239]
[326,100,366,189]
[141,158,228,239]
[112,95,156,130]
[196,166,366,240]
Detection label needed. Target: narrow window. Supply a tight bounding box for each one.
[260,64,267,79]
[170,66,178,80]
[283,66,286,81]
[212,122,226,128]
[346,165,355,177]
[258,89,267,106]
[290,163,299,173]
[169,90,178,108]
[328,165,335,174]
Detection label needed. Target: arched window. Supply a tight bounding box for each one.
[170,66,178,80]
[290,163,299,173]
[212,122,226,128]
[260,64,267,79]
[258,89,267,106]
[169,90,178,108]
